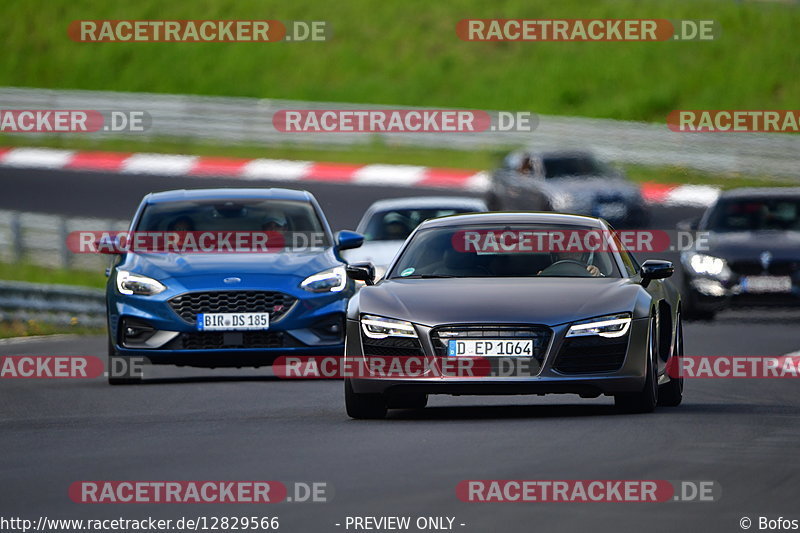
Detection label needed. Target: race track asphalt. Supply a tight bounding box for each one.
[1,167,799,533]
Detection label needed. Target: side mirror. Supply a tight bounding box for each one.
[346,262,375,285]
[640,259,674,287]
[677,217,700,232]
[336,230,364,251]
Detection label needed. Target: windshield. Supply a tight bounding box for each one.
[705,198,800,232]
[387,225,621,279]
[543,156,608,178]
[362,207,479,242]
[135,198,330,248]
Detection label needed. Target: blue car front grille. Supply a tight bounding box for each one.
[169,291,297,325]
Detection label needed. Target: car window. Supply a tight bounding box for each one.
[542,156,606,178]
[363,208,478,241]
[135,199,330,247]
[705,198,800,232]
[388,225,621,279]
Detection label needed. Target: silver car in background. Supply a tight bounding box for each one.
[342,196,488,280]
[486,150,648,227]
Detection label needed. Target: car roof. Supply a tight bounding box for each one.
[366,196,488,212]
[417,211,607,229]
[718,187,800,200]
[145,188,313,204]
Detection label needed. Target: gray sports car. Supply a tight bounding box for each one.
[344,212,682,418]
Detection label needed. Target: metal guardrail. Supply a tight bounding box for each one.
[3,86,800,179]
[0,209,129,270]
[0,280,105,327]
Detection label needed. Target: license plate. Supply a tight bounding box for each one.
[197,312,270,331]
[448,339,533,357]
[741,276,793,294]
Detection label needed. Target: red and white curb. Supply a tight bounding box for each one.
[0,146,719,206]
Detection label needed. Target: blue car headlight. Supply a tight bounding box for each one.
[566,313,632,338]
[300,266,347,293]
[116,270,166,296]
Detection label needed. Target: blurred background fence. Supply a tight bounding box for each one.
[0,209,128,270]
[2,86,800,179]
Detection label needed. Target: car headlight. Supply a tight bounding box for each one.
[567,313,631,338]
[360,314,417,339]
[116,270,166,296]
[683,252,731,280]
[300,266,347,293]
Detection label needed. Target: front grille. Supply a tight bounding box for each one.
[180,331,292,350]
[361,336,424,357]
[169,291,296,325]
[552,336,629,374]
[430,325,551,360]
[729,260,799,277]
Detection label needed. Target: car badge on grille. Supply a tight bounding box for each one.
[760,251,772,270]
[223,277,242,284]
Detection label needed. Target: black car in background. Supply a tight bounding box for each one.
[485,150,648,227]
[680,188,800,319]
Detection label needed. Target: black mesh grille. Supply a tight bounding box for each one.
[430,325,551,360]
[361,336,424,357]
[180,331,291,350]
[169,291,296,324]
[552,336,629,374]
[729,260,798,276]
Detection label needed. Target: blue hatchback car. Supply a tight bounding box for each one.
[105,188,363,384]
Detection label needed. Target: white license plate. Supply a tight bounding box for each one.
[197,312,270,331]
[741,276,793,294]
[448,339,533,357]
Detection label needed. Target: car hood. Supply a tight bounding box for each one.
[341,241,403,268]
[358,277,642,327]
[121,250,340,282]
[704,231,800,261]
[542,177,641,198]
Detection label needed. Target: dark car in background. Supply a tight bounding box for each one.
[105,188,363,384]
[344,212,682,419]
[680,188,800,320]
[486,150,648,227]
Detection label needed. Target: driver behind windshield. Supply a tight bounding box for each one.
[539,251,602,277]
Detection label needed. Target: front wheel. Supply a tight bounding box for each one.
[658,312,684,407]
[615,316,658,413]
[345,378,387,419]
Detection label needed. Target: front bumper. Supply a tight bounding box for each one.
[346,317,650,397]
[683,274,800,312]
[108,286,349,367]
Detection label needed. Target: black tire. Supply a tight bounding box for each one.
[385,393,428,410]
[107,336,142,385]
[615,316,658,414]
[658,312,684,407]
[345,378,387,419]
